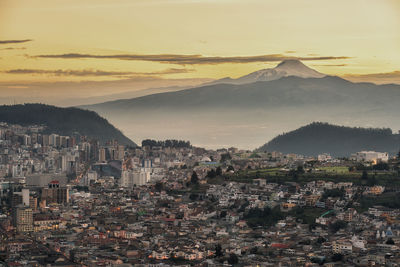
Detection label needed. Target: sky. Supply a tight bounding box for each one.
[0,0,400,106]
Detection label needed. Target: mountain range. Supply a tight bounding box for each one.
[0,104,135,146]
[80,60,400,149]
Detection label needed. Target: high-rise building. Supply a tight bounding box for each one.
[22,188,30,206]
[99,148,106,162]
[13,206,33,233]
[41,180,69,204]
[117,145,125,160]
[142,159,153,168]
[120,168,151,188]
[29,196,38,211]
[42,134,49,147]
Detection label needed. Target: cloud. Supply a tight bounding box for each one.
[312,64,348,67]
[342,71,400,84]
[0,47,27,51]
[33,53,351,65]
[344,71,400,79]
[2,68,192,77]
[0,39,32,45]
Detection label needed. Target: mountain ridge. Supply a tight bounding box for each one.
[0,104,136,146]
[257,122,400,157]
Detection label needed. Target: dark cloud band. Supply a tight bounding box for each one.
[343,71,400,79]
[0,39,32,44]
[34,53,350,65]
[2,68,192,77]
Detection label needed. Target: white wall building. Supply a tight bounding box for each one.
[353,151,389,163]
[120,168,151,188]
[22,188,30,206]
[317,153,332,161]
[83,170,98,186]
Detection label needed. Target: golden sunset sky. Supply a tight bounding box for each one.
[0,0,399,105]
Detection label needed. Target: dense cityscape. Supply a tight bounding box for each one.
[1,122,400,266]
[2,0,400,266]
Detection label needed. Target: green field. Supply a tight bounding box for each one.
[318,166,349,174]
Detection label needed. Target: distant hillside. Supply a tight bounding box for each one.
[257,122,400,157]
[0,104,136,146]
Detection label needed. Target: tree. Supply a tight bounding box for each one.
[189,193,198,201]
[386,238,395,245]
[227,253,239,265]
[361,170,368,180]
[207,169,217,178]
[216,166,222,176]
[215,244,223,257]
[367,175,377,186]
[373,162,389,171]
[297,165,305,174]
[331,253,343,262]
[329,220,347,233]
[249,247,258,254]
[155,182,163,192]
[191,171,199,185]
[220,153,232,163]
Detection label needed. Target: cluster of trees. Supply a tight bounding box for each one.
[288,165,305,180]
[244,206,284,228]
[321,188,345,200]
[215,244,239,264]
[329,220,347,233]
[354,162,390,171]
[360,192,400,209]
[190,171,199,185]
[206,167,223,178]
[220,153,232,163]
[361,170,377,186]
[141,139,191,148]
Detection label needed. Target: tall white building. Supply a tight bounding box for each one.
[83,170,98,186]
[22,188,30,206]
[353,151,389,163]
[61,150,79,173]
[120,168,151,188]
[49,134,59,146]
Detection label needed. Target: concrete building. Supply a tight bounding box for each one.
[353,151,389,163]
[99,148,106,162]
[13,206,33,233]
[22,188,29,206]
[120,168,151,188]
[41,180,69,204]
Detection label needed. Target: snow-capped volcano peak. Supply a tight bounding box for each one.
[209,60,326,85]
[274,59,325,78]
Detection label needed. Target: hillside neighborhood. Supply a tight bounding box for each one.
[1,122,400,266]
